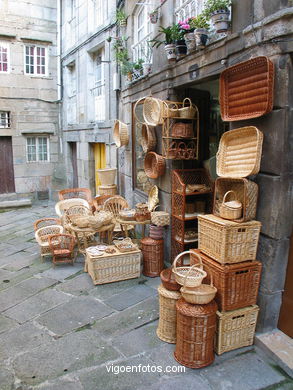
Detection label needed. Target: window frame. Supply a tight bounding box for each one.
[174,0,204,22]
[132,2,153,63]
[0,111,11,128]
[0,41,10,73]
[24,45,48,77]
[26,136,50,163]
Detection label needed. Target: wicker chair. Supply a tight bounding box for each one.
[35,225,64,260]
[58,188,93,207]
[103,196,134,236]
[48,234,76,266]
[34,218,61,232]
[55,198,90,218]
[93,195,113,213]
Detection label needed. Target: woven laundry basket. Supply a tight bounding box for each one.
[141,237,164,277]
[157,284,181,344]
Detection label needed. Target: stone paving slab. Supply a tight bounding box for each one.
[3,252,40,271]
[13,329,121,386]
[38,263,84,282]
[0,367,14,390]
[137,373,212,390]
[34,377,84,390]
[0,276,58,311]
[56,273,95,295]
[0,314,19,334]
[104,284,157,311]
[4,289,72,324]
[37,296,114,335]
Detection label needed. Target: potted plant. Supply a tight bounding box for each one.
[133,59,144,79]
[116,9,127,27]
[149,8,160,24]
[203,0,231,32]
[190,14,210,49]
[112,36,129,64]
[179,18,196,52]
[121,61,134,82]
[142,42,153,76]
[150,25,179,61]
[173,24,187,58]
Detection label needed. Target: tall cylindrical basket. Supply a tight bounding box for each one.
[157,284,181,344]
[141,237,164,277]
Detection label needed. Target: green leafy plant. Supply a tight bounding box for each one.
[116,9,127,24]
[120,61,134,76]
[189,14,210,30]
[112,37,129,64]
[203,0,231,16]
[133,59,144,70]
[150,25,181,48]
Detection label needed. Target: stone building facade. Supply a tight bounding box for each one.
[117,0,293,333]
[0,0,61,199]
[60,0,118,195]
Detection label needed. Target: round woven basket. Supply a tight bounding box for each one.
[219,190,242,220]
[134,97,146,123]
[178,98,197,119]
[160,268,181,291]
[141,123,156,153]
[162,101,179,118]
[151,210,170,226]
[143,97,163,126]
[113,120,129,147]
[173,250,207,287]
[144,152,165,179]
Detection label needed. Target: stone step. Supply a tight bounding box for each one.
[0,199,32,209]
[0,192,18,201]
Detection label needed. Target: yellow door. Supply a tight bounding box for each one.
[93,143,106,194]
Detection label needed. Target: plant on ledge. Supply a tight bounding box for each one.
[203,0,231,33]
[132,59,144,79]
[190,14,210,49]
[121,61,134,81]
[113,36,129,64]
[116,9,127,27]
[150,25,182,61]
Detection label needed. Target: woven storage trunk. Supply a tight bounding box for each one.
[220,56,274,121]
[85,247,141,285]
[215,305,259,354]
[198,214,261,264]
[213,178,258,222]
[141,237,164,277]
[174,298,218,368]
[157,284,181,343]
[98,184,117,196]
[191,249,262,311]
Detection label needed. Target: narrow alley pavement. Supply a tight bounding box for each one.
[0,203,292,390]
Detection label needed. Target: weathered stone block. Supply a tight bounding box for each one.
[231,0,253,32]
[257,235,290,293]
[257,290,283,332]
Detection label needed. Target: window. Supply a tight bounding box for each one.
[66,62,77,124]
[132,2,152,63]
[0,42,9,73]
[175,0,204,22]
[26,137,49,162]
[95,0,108,26]
[93,51,105,121]
[0,111,10,128]
[24,45,47,76]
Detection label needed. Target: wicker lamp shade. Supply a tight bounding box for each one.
[141,237,164,277]
[174,298,218,368]
[144,152,166,179]
[157,284,181,344]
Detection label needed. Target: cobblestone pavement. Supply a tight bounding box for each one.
[0,202,292,390]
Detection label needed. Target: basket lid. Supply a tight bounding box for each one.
[198,214,261,228]
[216,127,263,178]
[176,297,218,316]
[158,284,181,299]
[141,237,163,245]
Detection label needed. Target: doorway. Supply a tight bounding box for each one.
[93,143,106,194]
[0,137,15,193]
[68,142,78,188]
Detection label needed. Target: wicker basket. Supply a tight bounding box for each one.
[198,214,261,264]
[160,268,181,291]
[144,152,166,179]
[191,249,262,311]
[141,237,164,277]
[219,190,242,220]
[113,238,138,252]
[213,177,258,222]
[171,122,194,138]
[216,126,263,178]
[98,184,117,196]
[143,97,163,126]
[220,56,274,121]
[119,209,136,221]
[97,168,117,186]
[162,101,179,118]
[180,265,217,305]
[178,98,197,119]
[149,224,164,240]
[134,97,146,123]
[135,203,151,222]
[215,305,259,354]
[157,284,181,343]
[151,210,170,226]
[147,185,159,212]
[141,123,156,153]
[174,298,217,368]
[113,120,129,147]
[173,250,207,287]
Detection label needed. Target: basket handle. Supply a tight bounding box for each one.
[173,250,202,271]
[182,98,192,108]
[182,264,203,288]
[222,190,237,204]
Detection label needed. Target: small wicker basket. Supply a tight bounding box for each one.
[143,97,163,126]
[144,152,166,179]
[160,268,181,291]
[151,209,170,226]
[113,120,129,147]
[172,250,207,287]
[147,185,159,212]
[178,98,197,119]
[219,190,242,220]
[171,122,193,138]
[162,101,179,118]
[141,123,156,153]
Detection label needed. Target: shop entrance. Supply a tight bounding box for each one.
[93,143,106,194]
[0,136,15,193]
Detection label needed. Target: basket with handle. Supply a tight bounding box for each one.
[180,264,217,305]
[219,190,242,220]
[162,101,179,118]
[178,98,197,119]
[141,123,156,153]
[113,120,129,147]
[143,97,163,126]
[144,152,166,179]
[160,268,181,291]
[172,250,207,287]
[151,206,170,226]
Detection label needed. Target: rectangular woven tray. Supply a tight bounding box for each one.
[220,56,274,121]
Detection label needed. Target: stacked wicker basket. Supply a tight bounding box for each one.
[193,125,264,355]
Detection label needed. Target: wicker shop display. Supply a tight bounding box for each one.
[144,152,166,179]
[157,284,181,343]
[96,168,117,186]
[215,305,259,354]
[135,203,151,222]
[34,218,61,232]
[162,100,179,118]
[177,98,197,119]
[216,126,263,178]
[113,238,138,253]
[160,268,181,291]
[141,237,164,277]
[149,224,165,240]
[171,122,193,138]
[141,123,157,153]
[173,250,207,287]
[219,190,242,220]
[113,120,129,147]
[58,188,92,205]
[98,184,117,196]
[220,56,274,121]
[151,209,170,226]
[180,265,217,305]
[191,249,262,311]
[174,298,218,368]
[147,185,159,212]
[143,97,163,126]
[213,177,258,222]
[119,209,136,221]
[35,225,64,259]
[198,214,261,264]
[48,233,76,266]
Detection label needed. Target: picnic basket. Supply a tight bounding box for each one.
[219,190,242,220]
[178,98,197,119]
